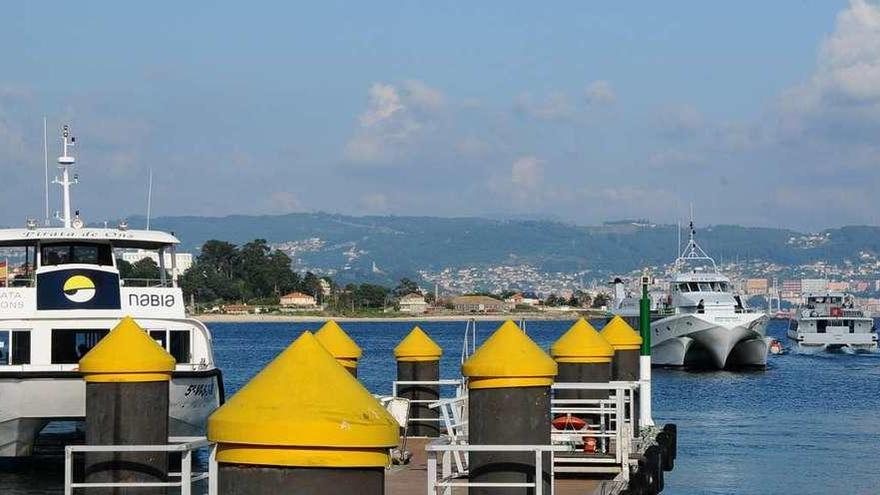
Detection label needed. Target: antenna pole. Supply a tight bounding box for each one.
[146,169,153,230]
[43,117,49,226]
[54,125,76,228]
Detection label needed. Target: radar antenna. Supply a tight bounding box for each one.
[52,124,77,228]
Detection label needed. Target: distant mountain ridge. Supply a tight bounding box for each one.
[113,213,880,284]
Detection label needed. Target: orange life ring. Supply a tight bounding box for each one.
[552,415,587,430]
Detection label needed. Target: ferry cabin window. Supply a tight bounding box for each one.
[678,283,689,292]
[698,282,712,291]
[816,320,827,333]
[149,329,191,363]
[51,329,109,364]
[688,282,699,291]
[0,331,31,365]
[41,243,113,266]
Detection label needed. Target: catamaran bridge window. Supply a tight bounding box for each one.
[40,242,113,267]
[678,282,730,292]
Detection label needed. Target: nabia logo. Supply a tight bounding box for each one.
[63,275,96,303]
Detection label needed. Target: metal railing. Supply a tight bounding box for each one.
[392,379,465,427]
[426,439,571,495]
[64,436,217,495]
[550,381,638,478]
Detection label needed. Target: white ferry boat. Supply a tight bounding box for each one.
[613,222,770,369]
[0,125,222,456]
[787,292,878,353]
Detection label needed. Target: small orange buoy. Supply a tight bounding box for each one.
[552,415,587,430]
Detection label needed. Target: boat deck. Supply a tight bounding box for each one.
[386,437,613,495]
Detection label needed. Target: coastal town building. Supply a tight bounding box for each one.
[398,293,429,314]
[505,292,540,307]
[223,304,251,315]
[450,295,507,313]
[745,278,769,296]
[280,292,318,309]
[801,278,829,294]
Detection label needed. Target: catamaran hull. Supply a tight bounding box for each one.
[651,313,770,369]
[787,327,879,354]
[0,370,222,457]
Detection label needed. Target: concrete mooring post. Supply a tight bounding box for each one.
[207,331,398,495]
[462,320,557,495]
[79,316,176,495]
[315,320,362,377]
[550,318,614,427]
[394,326,443,437]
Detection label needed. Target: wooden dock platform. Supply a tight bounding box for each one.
[386,437,617,495]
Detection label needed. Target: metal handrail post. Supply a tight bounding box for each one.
[208,442,219,495]
[64,446,73,495]
[534,449,543,495]
[181,449,192,495]
[427,453,437,495]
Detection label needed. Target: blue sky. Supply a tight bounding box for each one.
[3,1,878,231]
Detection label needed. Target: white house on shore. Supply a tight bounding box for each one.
[398,293,429,314]
[280,291,318,309]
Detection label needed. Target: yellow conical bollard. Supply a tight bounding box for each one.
[315,320,362,377]
[394,326,443,436]
[461,320,557,494]
[79,316,176,492]
[551,318,615,413]
[600,315,643,381]
[208,331,398,493]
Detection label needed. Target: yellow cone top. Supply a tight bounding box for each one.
[600,316,643,351]
[79,316,176,383]
[394,326,443,361]
[462,320,557,389]
[208,331,398,468]
[315,320,362,368]
[551,319,615,363]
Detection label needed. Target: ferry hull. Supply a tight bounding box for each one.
[0,370,222,457]
[787,328,878,354]
[651,313,770,369]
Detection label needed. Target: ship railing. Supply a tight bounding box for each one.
[64,436,218,495]
[550,382,636,476]
[426,440,571,495]
[120,277,173,287]
[392,379,466,429]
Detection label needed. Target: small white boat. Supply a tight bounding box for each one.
[0,125,222,456]
[787,292,878,353]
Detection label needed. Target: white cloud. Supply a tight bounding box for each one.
[344,81,445,164]
[585,80,616,105]
[515,91,576,121]
[779,0,880,137]
[655,104,704,138]
[510,156,544,189]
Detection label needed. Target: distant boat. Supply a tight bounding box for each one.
[787,292,878,353]
[612,222,770,369]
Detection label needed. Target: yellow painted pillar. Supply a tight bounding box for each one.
[208,331,398,494]
[79,316,176,495]
[394,326,443,436]
[315,320,362,377]
[461,320,557,495]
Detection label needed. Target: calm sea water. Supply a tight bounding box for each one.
[3,319,879,494]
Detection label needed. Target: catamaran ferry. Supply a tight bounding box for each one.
[612,222,770,369]
[0,125,222,456]
[787,292,878,353]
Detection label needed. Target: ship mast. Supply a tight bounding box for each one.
[53,125,77,228]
